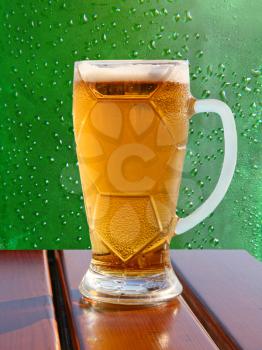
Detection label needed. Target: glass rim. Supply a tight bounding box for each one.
[74,59,189,83]
[74,59,189,66]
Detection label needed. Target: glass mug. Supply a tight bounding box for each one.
[73,60,237,305]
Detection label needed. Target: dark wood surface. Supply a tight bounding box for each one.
[57,250,218,350]
[0,251,60,350]
[171,250,262,350]
[1,250,261,350]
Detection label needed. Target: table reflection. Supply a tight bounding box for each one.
[77,298,180,350]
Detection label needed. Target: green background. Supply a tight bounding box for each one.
[0,0,261,258]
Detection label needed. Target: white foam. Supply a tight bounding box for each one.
[75,61,189,84]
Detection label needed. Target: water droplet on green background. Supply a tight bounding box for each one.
[0,1,261,258]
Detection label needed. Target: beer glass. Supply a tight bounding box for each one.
[73,60,237,305]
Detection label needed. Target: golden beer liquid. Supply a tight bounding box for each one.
[73,80,191,276]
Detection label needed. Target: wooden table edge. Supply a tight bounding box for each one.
[54,251,81,350]
[171,250,259,350]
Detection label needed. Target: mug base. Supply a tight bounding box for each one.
[79,266,183,305]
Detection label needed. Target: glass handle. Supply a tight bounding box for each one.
[175,99,238,235]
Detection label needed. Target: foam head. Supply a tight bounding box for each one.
[75,60,189,84]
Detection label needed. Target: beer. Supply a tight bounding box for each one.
[73,62,191,277]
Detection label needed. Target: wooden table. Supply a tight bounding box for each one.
[0,250,261,350]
